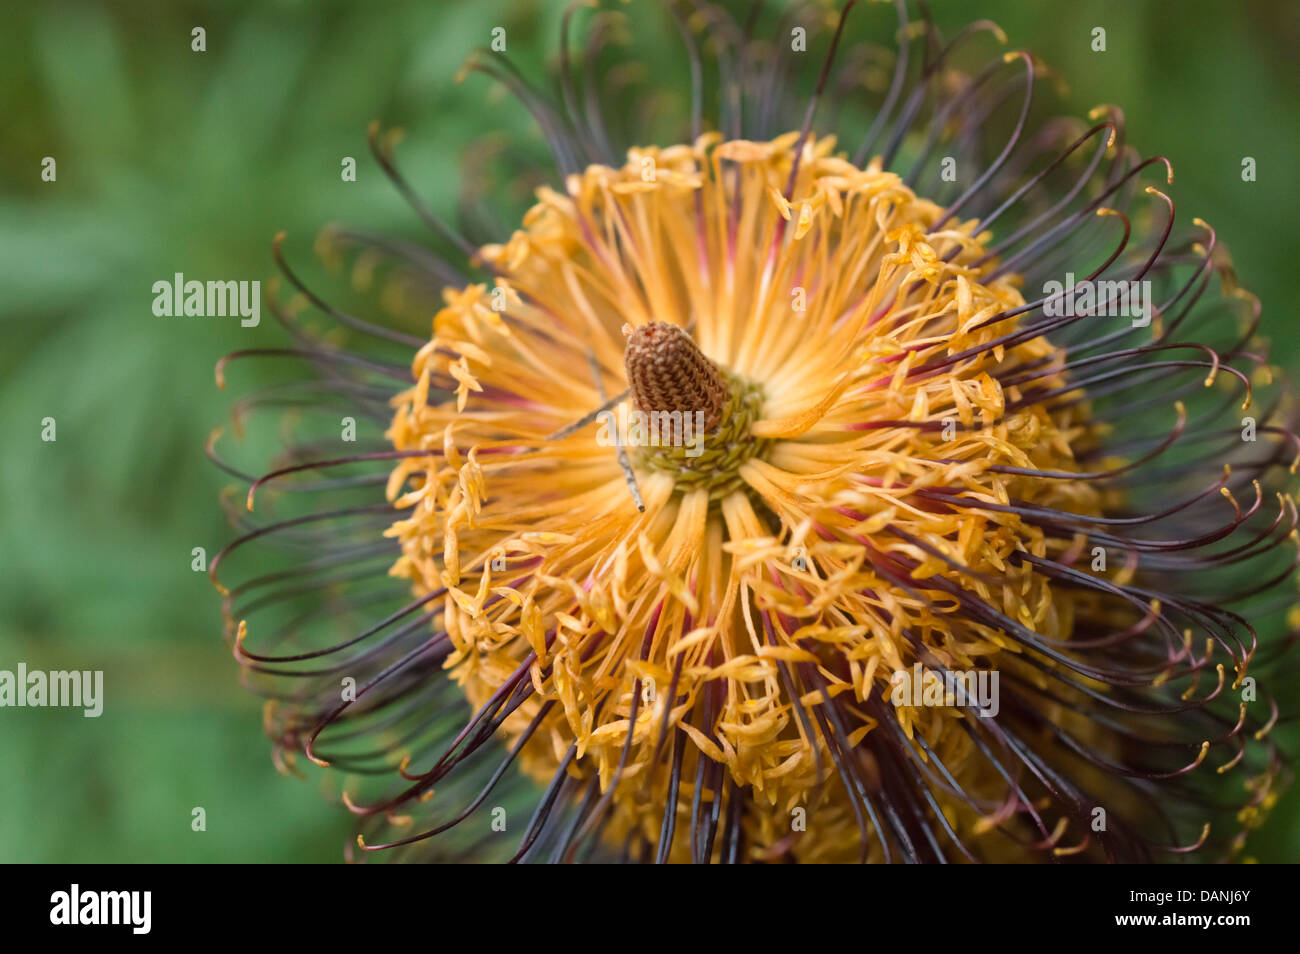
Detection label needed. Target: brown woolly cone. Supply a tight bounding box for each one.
[623,322,726,432]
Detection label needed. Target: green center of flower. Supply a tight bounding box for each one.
[634,371,770,500]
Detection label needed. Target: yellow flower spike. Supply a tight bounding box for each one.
[212,3,1300,865]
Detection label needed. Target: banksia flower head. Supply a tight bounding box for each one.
[211,0,1297,863]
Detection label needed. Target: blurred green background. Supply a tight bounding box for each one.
[1,0,1297,862]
